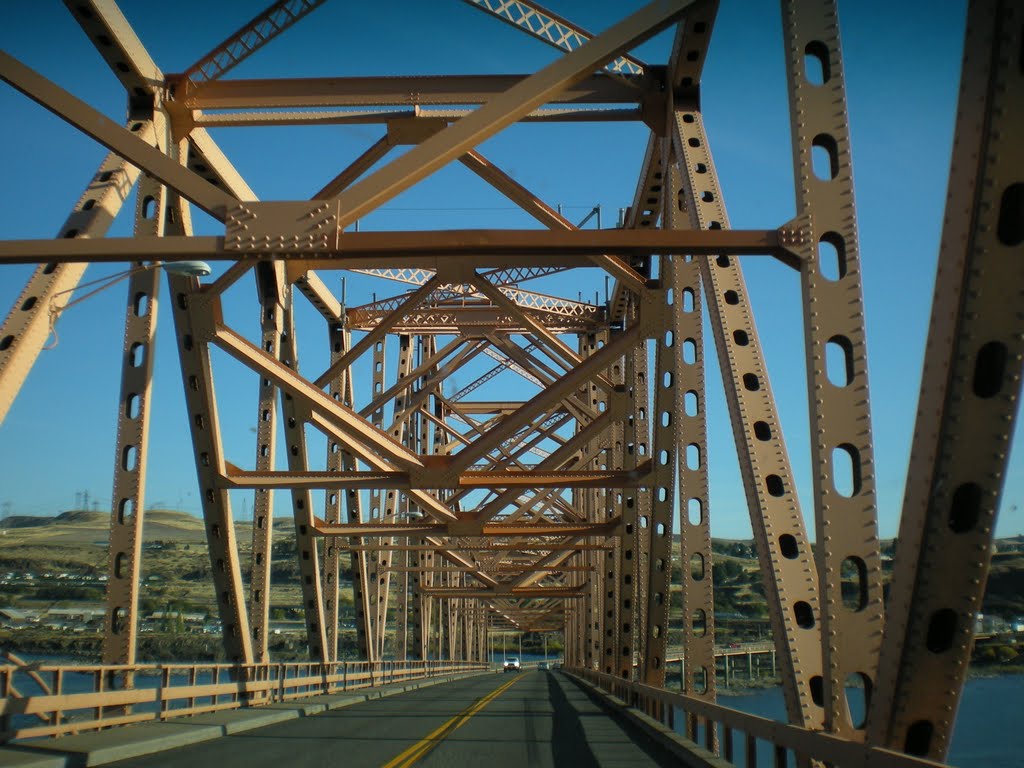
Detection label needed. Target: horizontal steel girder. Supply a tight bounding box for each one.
[421,587,587,599]
[222,462,652,490]
[0,227,797,266]
[312,519,621,538]
[175,73,650,109]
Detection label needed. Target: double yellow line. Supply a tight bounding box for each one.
[382,674,523,768]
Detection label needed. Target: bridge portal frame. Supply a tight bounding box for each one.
[0,1,1018,765]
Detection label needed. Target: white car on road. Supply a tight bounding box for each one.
[503,657,521,673]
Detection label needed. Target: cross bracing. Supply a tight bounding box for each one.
[0,1,1019,764]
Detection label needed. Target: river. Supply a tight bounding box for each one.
[714,674,1024,767]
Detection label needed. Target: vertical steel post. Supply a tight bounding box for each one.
[664,161,717,711]
[322,323,348,661]
[366,337,387,658]
[781,0,885,737]
[671,99,824,728]
[642,281,678,689]
[277,294,330,661]
[249,262,285,663]
[102,169,165,668]
[167,197,252,664]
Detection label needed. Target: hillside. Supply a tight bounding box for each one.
[2,509,208,544]
[2,510,1022,622]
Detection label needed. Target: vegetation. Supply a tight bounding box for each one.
[1,511,1021,669]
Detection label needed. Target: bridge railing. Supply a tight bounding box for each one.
[0,658,489,742]
[570,668,947,768]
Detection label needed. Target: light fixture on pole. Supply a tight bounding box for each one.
[44,260,213,349]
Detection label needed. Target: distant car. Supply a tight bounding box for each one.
[503,657,521,673]
[538,661,549,671]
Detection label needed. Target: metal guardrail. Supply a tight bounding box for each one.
[569,668,949,768]
[0,658,489,742]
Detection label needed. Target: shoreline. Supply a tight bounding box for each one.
[3,630,1022,683]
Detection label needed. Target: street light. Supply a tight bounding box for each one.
[45,260,212,349]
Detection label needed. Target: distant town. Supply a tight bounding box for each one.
[0,510,1021,671]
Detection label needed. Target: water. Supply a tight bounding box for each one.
[711,674,1024,767]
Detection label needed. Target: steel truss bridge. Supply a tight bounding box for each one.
[0,0,1020,765]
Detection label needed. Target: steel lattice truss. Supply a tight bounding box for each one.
[0,0,1020,764]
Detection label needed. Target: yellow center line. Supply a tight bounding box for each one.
[382,674,523,768]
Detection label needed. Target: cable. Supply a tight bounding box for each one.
[44,265,152,350]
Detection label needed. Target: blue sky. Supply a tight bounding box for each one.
[0,1,1020,539]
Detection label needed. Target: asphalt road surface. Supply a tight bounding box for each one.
[107,671,680,767]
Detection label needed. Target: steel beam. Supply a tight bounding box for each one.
[277,289,330,662]
[193,106,642,128]
[177,0,327,87]
[63,0,163,99]
[209,323,426,471]
[321,325,346,661]
[782,0,885,737]
[866,1,1023,759]
[671,95,824,729]
[167,250,252,665]
[178,74,646,110]
[663,162,716,708]
[0,139,150,424]
[0,51,235,221]
[101,173,165,668]
[461,0,646,77]
[0,227,789,266]
[324,0,693,229]
[247,264,283,663]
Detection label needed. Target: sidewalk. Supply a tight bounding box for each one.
[0,670,492,768]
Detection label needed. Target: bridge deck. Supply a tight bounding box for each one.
[8,671,680,768]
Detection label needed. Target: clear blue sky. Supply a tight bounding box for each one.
[0,1,1020,539]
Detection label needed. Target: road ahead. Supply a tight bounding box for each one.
[107,671,679,767]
